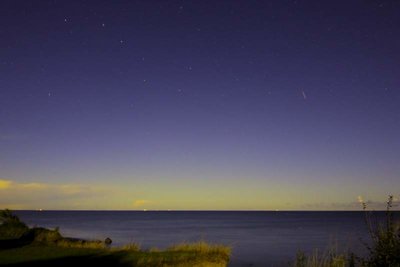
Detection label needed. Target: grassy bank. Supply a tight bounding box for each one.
[0,242,230,267]
[0,210,231,267]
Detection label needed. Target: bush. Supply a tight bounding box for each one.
[20,227,63,243]
[361,195,400,267]
[0,209,29,239]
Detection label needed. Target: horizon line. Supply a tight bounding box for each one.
[9,209,395,212]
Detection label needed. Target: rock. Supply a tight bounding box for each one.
[105,237,112,245]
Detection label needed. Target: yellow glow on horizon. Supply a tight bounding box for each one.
[21,182,49,190]
[0,178,396,211]
[133,199,150,207]
[0,179,12,189]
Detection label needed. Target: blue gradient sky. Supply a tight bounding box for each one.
[1,0,399,210]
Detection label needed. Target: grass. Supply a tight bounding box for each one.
[123,245,231,267]
[120,243,141,251]
[55,238,106,249]
[294,248,354,267]
[0,242,230,266]
[0,244,105,264]
[294,195,400,267]
[360,195,400,267]
[167,241,231,255]
[0,210,231,267]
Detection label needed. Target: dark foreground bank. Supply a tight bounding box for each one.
[0,210,231,267]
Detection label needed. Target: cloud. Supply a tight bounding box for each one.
[0,179,95,196]
[0,178,131,210]
[300,194,400,211]
[0,180,12,189]
[21,182,50,190]
[133,199,151,207]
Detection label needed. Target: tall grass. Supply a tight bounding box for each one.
[360,195,400,266]
[294,195,400,267]
[167,241,231,255]
[55,239,106,249]
[120,242,141,251]
[130,241,231,267]
[294,248,354,267]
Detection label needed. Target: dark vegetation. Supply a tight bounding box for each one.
[0,209,230,267]
[0,209,29,240]
[360,195,400,267]
[295,195,400,267]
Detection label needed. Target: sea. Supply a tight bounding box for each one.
[14,211,384,266]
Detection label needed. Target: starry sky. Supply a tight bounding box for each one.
[1,0,399,210]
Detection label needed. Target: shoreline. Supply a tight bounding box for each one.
[0,210,231,267]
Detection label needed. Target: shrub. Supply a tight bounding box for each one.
[0,209,29,239]
[20,227,63,243]
[0,209,24,225]
[361,195,400,266]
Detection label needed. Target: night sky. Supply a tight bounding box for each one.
[1,0,399,210]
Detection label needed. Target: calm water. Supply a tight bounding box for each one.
[15,211,379,266]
